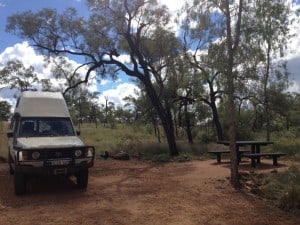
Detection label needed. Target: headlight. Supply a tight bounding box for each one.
[75,149,82,157]
[85,147,94,157]
[32,151,40,160]
[18,151,30,161]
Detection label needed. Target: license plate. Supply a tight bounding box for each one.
[54,168,67,175]
[50,159,70,166]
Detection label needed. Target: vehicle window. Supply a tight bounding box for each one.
[19,118,75,137]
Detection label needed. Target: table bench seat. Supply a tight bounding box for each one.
[241,152,286,167]
[208,149,250,163]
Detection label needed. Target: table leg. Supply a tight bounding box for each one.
[216,153,221,163]
[273,157,278,166]
[237,146,241,164]
[251,145,255,154]
[256,145,261,163]
[251,157,256,167]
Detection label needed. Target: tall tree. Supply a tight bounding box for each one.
[0,60,39,92]
[180,5,227,141]
[6,0,181,156]
[223,0,243,188]
[182,0,243,187]
[244,0,293,141]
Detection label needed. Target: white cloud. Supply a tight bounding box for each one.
[98,83,140,108]
[100,79,110,86]
[159,0,184,13]
[0,41,136,108]
[114,54,131,64]
[0,42,98,103]
[0,42,44,68]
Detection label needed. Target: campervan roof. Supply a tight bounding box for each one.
[15,91,71,117]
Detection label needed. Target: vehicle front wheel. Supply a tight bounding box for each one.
[76,169,89,190]
[14,169,26,195]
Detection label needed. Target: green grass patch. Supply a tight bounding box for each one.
[269,131,300,161]
[260,166,300,215]
[77,123,210,162]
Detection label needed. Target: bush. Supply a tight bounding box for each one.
[261,166,300,214]
[197,131,215,143]
[279,185,300,212]
[272,141,300,157]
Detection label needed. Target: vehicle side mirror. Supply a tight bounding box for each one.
[76,130,81,136]
[7,132,13,138]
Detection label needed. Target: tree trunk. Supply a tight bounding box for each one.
[210,100,223,141]
[184,104,193,144]
[264,42,271,141]
[225,0,242,189]
[202,79,223,141]
[152,118,161,143]
[143,77,179,156]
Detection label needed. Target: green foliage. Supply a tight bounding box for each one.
[261,166,300,214]
[0,60,39,91]
[270,130,300,160]
[273,142,300,157]
[0,101,12,121]
[196,130,216,143]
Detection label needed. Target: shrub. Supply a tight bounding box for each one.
[260,166,300,214]
[279,185,300,212]
[272,141,300,156]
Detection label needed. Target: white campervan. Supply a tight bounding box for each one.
[7,91,95,195]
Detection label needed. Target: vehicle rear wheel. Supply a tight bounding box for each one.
[14,169,26,195]
[76,169,88,189]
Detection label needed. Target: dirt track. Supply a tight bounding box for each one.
[0,159,299,225]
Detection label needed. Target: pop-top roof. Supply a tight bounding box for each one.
[15,91,71,117]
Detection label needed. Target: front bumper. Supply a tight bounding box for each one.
[14,146,95,175]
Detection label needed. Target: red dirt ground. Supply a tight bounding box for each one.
[0,158,299,225]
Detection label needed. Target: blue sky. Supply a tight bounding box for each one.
[0,0,145,107]
[0,0,90,52]
[0,0,300,108]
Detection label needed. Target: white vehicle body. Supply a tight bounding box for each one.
[7,91,95,195]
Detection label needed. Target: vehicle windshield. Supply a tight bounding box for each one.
[19,117,75,137]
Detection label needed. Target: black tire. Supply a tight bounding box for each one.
[76,169,89,189]
[14,169,26,195]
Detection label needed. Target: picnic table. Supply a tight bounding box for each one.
[215,140,285,167]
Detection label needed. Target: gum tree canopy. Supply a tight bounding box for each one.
[6,0,181,156]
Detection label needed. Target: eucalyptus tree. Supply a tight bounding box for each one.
[6,0,182,155]
[0,60,39,92]
[181,0,244,188]
[170,56,198,143]
[243,0,294,141]
[180,6,227,141]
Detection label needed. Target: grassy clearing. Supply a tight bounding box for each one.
[77,123,210,161]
